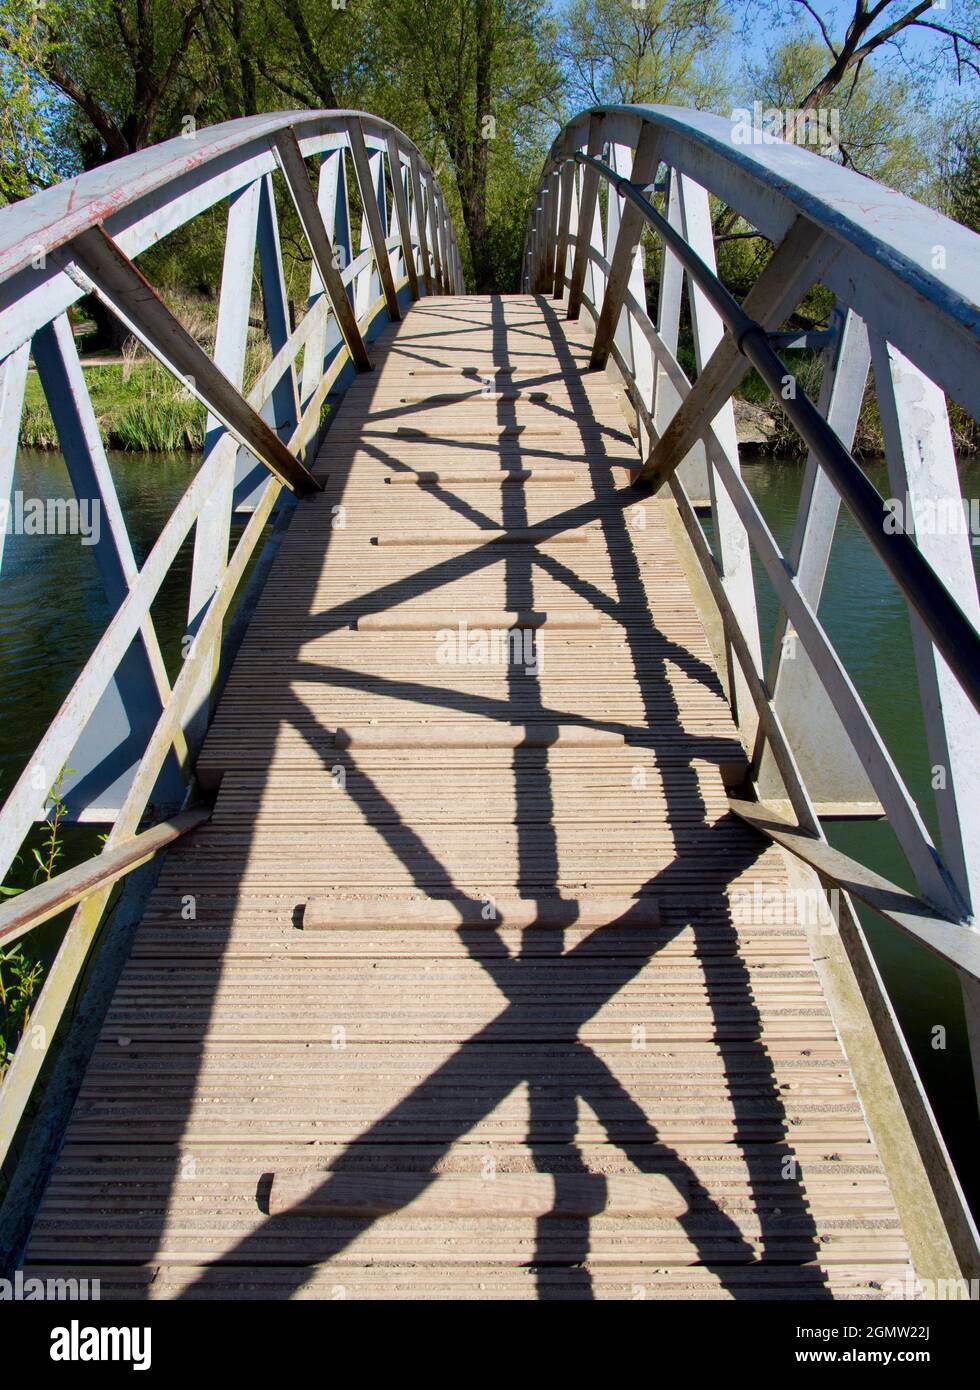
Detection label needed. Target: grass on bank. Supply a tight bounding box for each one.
[22,358,208,452]
[20,285,977,458]
[21,293,281,453]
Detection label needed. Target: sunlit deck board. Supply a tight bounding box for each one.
[24,295,911,1299]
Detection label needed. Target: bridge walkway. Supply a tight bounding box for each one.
[24,294,911,1298]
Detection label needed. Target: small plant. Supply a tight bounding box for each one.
[32,765,73,883]
[120,334,141,382]
[0,944,43,1076]
[0,765,73,1073]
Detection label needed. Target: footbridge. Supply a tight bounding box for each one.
[0,105,979,1298]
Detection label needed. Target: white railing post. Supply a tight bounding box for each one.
[408,150,433,295]
[184,178,261,747]
[590,126,661,371]
[349,122,400,321]
[567,114,605,320]
[676,173,762,734]
[0,343,29,573]
[873,335,980,912]
[756,307,875,808]
[300,150,355,415]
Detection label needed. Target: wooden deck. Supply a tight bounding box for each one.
[25,295,912,1299]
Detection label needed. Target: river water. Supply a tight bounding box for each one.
[2,446,978,1211]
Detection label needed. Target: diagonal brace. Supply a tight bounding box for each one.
[348,119,401,321]
[385,135,420,301]
[590,124,663,369]
[633,217,828,486]
[566,113,606,321]
[64,226,321,496]
[272,130,372,371]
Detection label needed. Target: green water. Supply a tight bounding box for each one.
[1,447,977,1214]
[743,454,980,1215]
[0,450,206,1089]
[0,449,202,801]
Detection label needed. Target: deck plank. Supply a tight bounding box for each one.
[25,295,911,1299]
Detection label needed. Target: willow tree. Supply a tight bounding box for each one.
[0,0,56,199]
[4,0,206,166]
[556,0,731,109]
[376,0,558,292]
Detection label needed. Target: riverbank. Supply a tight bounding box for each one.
[21,351,978,457]
[22,359,206,452]
[736,375,978,456]
[19,293,282,453]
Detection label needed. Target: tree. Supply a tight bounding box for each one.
[197,0,377,117]
[0,0,58,199]
[935,106,980,230]
[377,0,558,292]
[747,35,931,188]
[0,0,205,168]
[759,0,979,140]
[556,0,731,110]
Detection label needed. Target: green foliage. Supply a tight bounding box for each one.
[745,36,933,193]
[2,0,977,305]
[0,943,43,1074]
[32,767,72,883]
[0,766,73,1075]
[21,356,208,450]
[0,0,59,199]
[935,109,980,232]
[557,0,731,110]
[371,0,558,290]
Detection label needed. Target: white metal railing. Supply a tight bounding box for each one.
[0,110,461,1167]
[523,103,980,1265]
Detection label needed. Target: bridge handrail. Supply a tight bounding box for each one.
[522,108,980,1263]
[527,105,979,416]
[0,110,462,1169]
[523,102,980,918]
[559,149,980,714]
